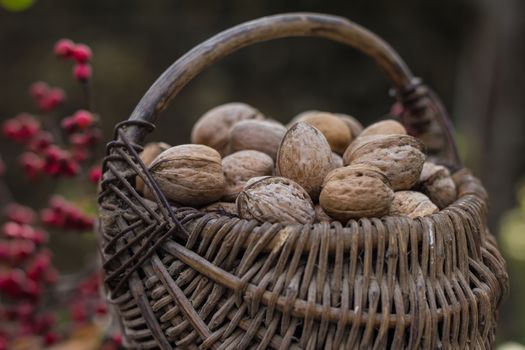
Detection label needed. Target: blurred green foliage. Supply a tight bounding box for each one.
[0,0,35,12]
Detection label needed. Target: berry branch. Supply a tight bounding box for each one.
[0,39,122,350]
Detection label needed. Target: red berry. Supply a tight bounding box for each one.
[2,221,21,238]
[73,63,92,81]
[71,44,92,63]
[73,110,94,129]
[72,148,90,162]
[390,102,404,117]
[2,118,21,139]
[54,38,75,58]
[64,159,80,177]
[47,87,65,105]
[19,152,45,178]
[5,204,35,225]
[27,131,54,152]
[44,332,59,346]
[89,166,102,184]
[70,302,87,323]
[61,116,76,132]
[29,81,49,100]
[39,87,66,113]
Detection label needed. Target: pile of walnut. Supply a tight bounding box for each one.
[137,102,457,225]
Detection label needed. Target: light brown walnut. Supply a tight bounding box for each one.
[319,164,394,222]
[337,113,364,139]
[315,205,332,223]
[145,144,225,206]
[276,122,334,200]
[229,120,287,160]
[389,191,438,218]
[191,102,264,156]
[299,112,352,154]
[418,162,457,209]
[343,134,425,190]
[236,176,315,225]
[222,150,274,202]
[331,152,344,169]
[135,142,170,193]
[359,119,406,137]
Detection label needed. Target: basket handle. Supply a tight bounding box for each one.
[123,12,460,166]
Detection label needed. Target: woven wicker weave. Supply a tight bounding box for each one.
[98,13,509,349]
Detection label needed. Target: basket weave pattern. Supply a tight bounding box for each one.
[98,13,509,349]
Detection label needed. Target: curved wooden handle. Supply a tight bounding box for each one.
[125,12,417,144]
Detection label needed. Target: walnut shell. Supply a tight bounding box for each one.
[389,191,438,218]
[418,162,457,209]
[191,102,264,156]
[229,120,287,160]
[276,122,334,200]
[222,150,274,202]
[315,205,332,223]
[236,176,315,225]
[299,112,352,154]
[319,164,394,221]
[136,142,170,193]
[359,119,406,137]
[343,134,425,190]
[202,202,238,216]
[337,113,363,139]
[331,152,344,169]
[145,144,225,206]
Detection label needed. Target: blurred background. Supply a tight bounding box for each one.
[1,0,524,347]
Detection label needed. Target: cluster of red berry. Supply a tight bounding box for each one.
[0,39,118,349]
[54,39,93,82]
[0,204,60,348]
[1,39,101,180]
[30,82,66,113]
[40,196,95,231]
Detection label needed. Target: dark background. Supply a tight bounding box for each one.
[1,0,524,345]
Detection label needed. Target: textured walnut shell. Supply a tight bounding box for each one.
[191,102,264,156]
[236,176,315,225]
[343,134,425,190]
[337,113,364,139]
[202,202,238,216]
[320,164,394,221]
[389,191,438,218]
[331,152,344,169]
[222,150,274,202]
[135,142,170,193]
[276,122,334,200]
[359,119,406,137]
[419,162,457,209]
[315,205,332,222]
[299,112,352,155]
[229,120,287,160]
[145,144,225,206]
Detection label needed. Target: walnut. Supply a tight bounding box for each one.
[135,142,170,193]
[236,176,315,225]
[319,164,394,222]
[191,102,264,156]
[298,111,352,154]
[418,162,457,209]
[359,119,406,137]
[389,191,438,218]
[228,120,287,160]
[343,134,425,190]
[145,144,224,206]
[222,150,274,202]
[276,122,334,200]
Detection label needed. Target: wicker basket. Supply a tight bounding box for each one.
[98,13,509,349]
